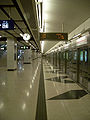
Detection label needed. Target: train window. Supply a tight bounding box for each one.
[80,51,83,61]
[69,51,72,60]
[85,50,88,62]
[73,51,77,60]
[63,53,65,59]
[66,52,69,60]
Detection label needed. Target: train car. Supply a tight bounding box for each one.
[64,33,90,92]
[46,33,90,92]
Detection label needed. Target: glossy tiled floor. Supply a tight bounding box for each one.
[0,58,90,120]
[0,59,41,120]
[43,60,90,120]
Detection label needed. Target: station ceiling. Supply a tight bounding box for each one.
[43,0,90,53]
[0,0,90,53]
[0,0,40,50]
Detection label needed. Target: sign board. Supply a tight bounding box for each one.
[0,20,14,30]
[40,33,68,41]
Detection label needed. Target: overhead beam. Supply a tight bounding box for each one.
[12,0,39,49]
[5,31,16,38]
[0,3,38,49]
[0,5,15,8]
[14,20,23,22]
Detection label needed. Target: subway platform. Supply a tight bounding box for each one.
[0,58,90,120]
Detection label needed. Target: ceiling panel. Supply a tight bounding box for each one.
[4,7,22,20]
[0,9,9,20]
[8,30,20,37]
[16,22,26,29]
[20,0,38,29]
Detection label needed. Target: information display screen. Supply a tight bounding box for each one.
[80,51,83,61]
[40,33,68,41]
[0,20,14,30]
[85,50,88,62]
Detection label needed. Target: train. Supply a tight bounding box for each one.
[46,32,90,92]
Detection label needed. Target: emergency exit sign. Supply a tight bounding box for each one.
[40,33,68,41]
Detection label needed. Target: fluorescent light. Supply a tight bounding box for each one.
[26,92,29,96]
[0,102,4,109]
[36,0,43,4]
[25,40,28,43]
[38,0,43,2]
[29,43,31,46]
[39,3,41,28]
[76,35,87,46]
[22,103,26,110]
[20,33,23,37]
[41,41,44,53]
[73,33,81,39]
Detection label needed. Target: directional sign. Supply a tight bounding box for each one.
[40,33,68,41]
[0,20,14,30]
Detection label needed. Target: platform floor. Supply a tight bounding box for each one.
[43,60,90,120]
[0,59,41,120]
[0,58,90,120]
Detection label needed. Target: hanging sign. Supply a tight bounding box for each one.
[40,33,68,41]
[0,20,14,30]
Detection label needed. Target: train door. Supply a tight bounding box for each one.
[53,52,54,66]
[68,50,73,78]
[53,52,57,68]
[62,52,66,73]
[60,52,63,71]
[55,52,57,67]
[66,51,69,74]
[51,53,53,65]
[59,51,61,70]
[57,51,59,69]
[79,47,88,90]
[54,52,56,68]
[72,50,77,82]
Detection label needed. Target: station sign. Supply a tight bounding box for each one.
[40,33,68,41]
[0,20,14,30]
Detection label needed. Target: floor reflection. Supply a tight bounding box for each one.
[48,90,88,100]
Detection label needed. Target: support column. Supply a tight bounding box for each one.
[7,37,17,70]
